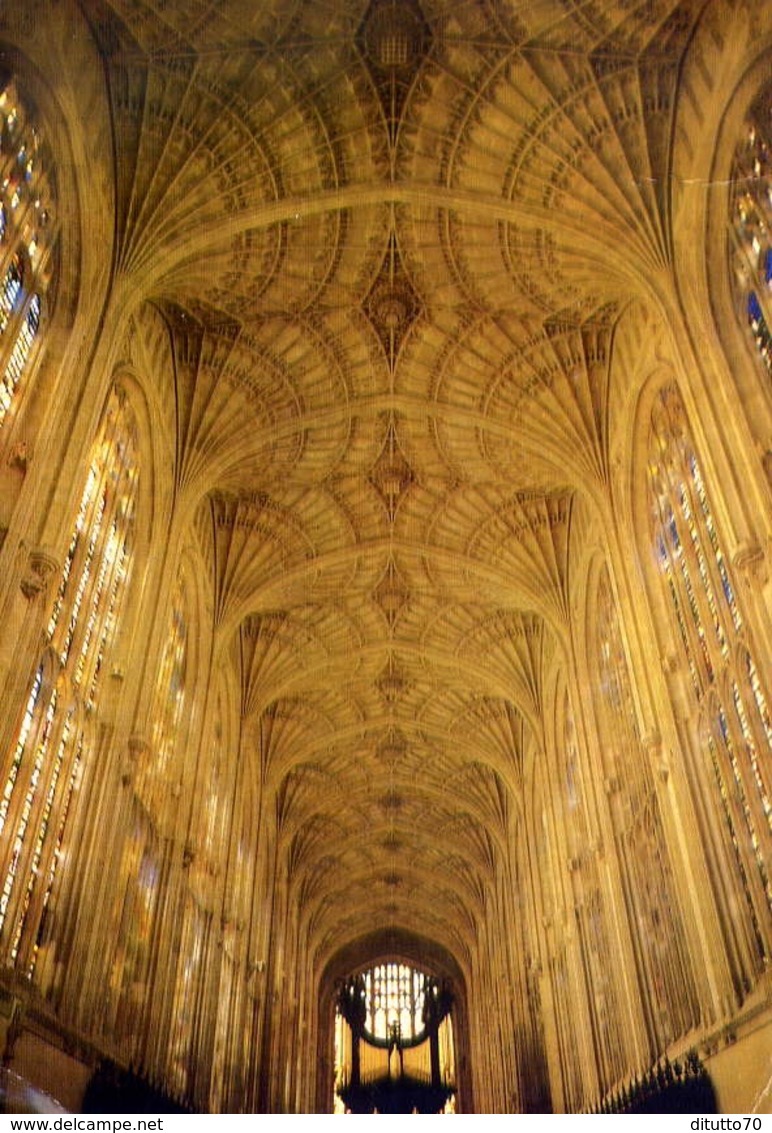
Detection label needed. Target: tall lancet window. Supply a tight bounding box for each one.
[0,389,138,973]
[649,384,771,979]
[108,812,161,1053]
[137,580,188,821]
[108,578,189,1056]
[168,696,227,1103]
[595,566,697,1048]
[561,694,625,1094]
[731,83,772,379]
[0,82,53,429]
[167,894,205,1100]
[533,777,584,1113]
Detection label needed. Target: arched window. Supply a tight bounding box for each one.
[0,388,138,973]
[168,694,230,1105]
[561,693,625,1094]
[0,82,53,429]
[209,925,234,1112]
[106,577,190,1059]
[334,961,456,1113]
[151,587,188,775]
[167,893,205,1100]
[221,802,257,1108]
[107,813,162,1053]
[204,693,237,1112]
[532,771,585,1113]
[648,384,771,980]
[356,963,431,1043]
[731,82,772,380]
[594,566,697,1048]
[191,694,229,908]
[135,579,189,822]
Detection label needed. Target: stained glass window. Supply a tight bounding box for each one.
[107,815,162,1053]
[561,692,625,1093]
[0,389,138,973]
[193,696,228,906]
[210,936,234,1112]
[168,894,205,1098]
[338,963,435,1045]
[167,695,229,1105]
[0,83,52,429]
[362,963,428,1043]
[549,945,584,1112]
[595,566,697,1047]
[534,735,585,1111]
[334,962,455,1113]
[151,590,188,777]
[133,581,189,825]
[731,85,772,379]
[648,384,771,975]
[105,575,192,1060]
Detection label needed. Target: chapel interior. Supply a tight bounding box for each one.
[0,0,769,1115]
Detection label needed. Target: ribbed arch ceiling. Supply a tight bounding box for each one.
[89,0,708,976]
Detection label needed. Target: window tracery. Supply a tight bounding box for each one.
[207,785,255,1112]
[0,388,138,973]
[135,581,189,823]
[548,943,585,1112]
[648,384,771,978]
[561,693,625,1093]
[153,597,187,774]
[107,814,162,1053]
[594,565,697,1048]
[191,695,228,908]
[359,963,430,1044]
[731,84,772,380]
[0,83,52,429]
[517,869,551,1114]
[106,575,193,1061]
[168,695,229,1105]
[533,758,586,1110]
[209,934,234,1112]
[334,960,455,1113]
[168,893,205,1099]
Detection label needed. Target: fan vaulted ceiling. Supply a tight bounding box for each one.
[82,0,708,971]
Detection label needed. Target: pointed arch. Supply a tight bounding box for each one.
[588,559,698,1050]
[0,385,140,974]
[638,379,771,988]
[0,79,54,436]
[728,81,772,385]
